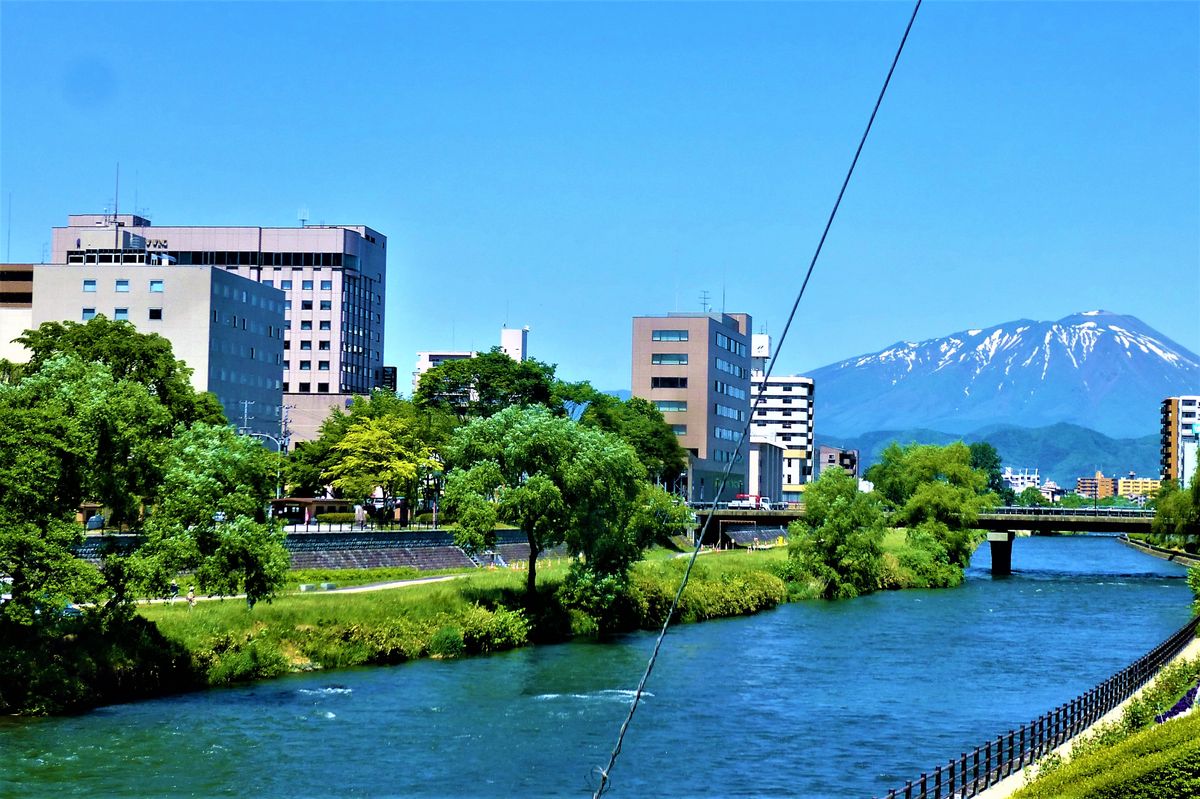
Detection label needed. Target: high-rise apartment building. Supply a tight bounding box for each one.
[51,214,387,400]
[1075,471,1116,500]
[1161,395,1200,488]
[632,312,751,502]
[748,334,815,501]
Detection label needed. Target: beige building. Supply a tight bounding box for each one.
[1116,475,1161,499]
[632,312,752,502]
[18,263,285,439]
[1161,396,1200,488]
[1075,471,1116,500]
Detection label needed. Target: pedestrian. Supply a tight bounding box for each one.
[170,579,179,604]
[186,585,196,610]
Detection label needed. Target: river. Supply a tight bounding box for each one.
[1,535,1193,798]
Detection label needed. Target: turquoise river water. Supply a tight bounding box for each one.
[1,535,1193,798]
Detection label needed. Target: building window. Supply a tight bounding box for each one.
[149,279,164,293]
[114,279,129,293]
[82,279,97,292]
[317,382,330,393]
[82,307,96,320]
[651,353,688,365]
[280,280,293,290]
[298,382,311,392]
[284,341,291,350]
[654,400,687,413]
[671,424,687,435]
[302,280,313,290]
[652,330,689,342]
[282,361,290,369]
[300,361,311,370]
[651,376,688,389]
[301,300,313,311]
[319,320,331,331]
[282,382,289,392]
[320,280,333,290]
[318,361,330,371]
[319,300,332,311]
[284,300,292,311]
[301,321,313,330]
[319,340,331,351]
[263,279,274,288]
[149,308,163,320]
[300,341,312,350]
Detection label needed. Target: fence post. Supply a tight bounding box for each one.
[920,773,927,799]
[959,752,967,796]
[1018,725,1026,769]
[934,765,942,798]
[1006,730,1015,776]
[947,760,955,797]
[905,780,913,799]
[984,741,991,787]
[973,748,980,793]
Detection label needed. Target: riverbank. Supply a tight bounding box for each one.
[977,636,1200,799]
[1121,534,1200,568]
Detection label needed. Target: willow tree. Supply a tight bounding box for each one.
[442,405,647,595]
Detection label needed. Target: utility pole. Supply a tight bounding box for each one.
[239,400,255,434]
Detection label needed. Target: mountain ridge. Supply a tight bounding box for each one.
[805,310,1199,439]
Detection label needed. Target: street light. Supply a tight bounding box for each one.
[248,432,285,499]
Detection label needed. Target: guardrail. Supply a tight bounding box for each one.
[873,613,1200,799]
[982,507,1155,519]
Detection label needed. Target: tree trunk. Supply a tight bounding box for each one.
[526,546,538,598]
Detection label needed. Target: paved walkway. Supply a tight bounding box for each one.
[140,573,474,605]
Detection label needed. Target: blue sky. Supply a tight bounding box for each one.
[2,2,1197,390]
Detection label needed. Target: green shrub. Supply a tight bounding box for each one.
[315,512,357,524]
[457,604,529,653]
[1013,712,1200,799]
[429,625,465,658]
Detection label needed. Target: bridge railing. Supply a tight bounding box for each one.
[983,506,1155,519]
[874,613,1200,799]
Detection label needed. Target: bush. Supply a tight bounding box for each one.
[429,625,465,658]
[315,512,357,524]
[1013,712,1200,799]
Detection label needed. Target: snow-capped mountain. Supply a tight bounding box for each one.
[807,311,1200,439]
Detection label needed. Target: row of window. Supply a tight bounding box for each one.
[716,331,747,357]
[651,376,688,389]
[652,329,689,342]
[756,409,808,418]
[283,382,333,394]
[82,278,164,293]
[716,357,747,379]
[285,340,332,351]
[752,383,809,393]
[756,397,805,405]
[264,279,334,291]
[715,403,746,422]
[288,320,333,331]
[655,400,687,413]
[712,449,743,464]
[284,299,333,311]
[651,353,688,366]
[83,307,162,321]
[714,380,746,400]
[714,427,741,442]
[283,361,332,371]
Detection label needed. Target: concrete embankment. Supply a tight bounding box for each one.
[1119,535,1200,568]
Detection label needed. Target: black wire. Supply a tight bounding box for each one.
[591,2,923,795]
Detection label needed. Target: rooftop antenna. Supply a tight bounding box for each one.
[5,192,11,262]
[298,207,309,227]
[41,243,48,264]
[699,290,711,313]
[113,163,121,256]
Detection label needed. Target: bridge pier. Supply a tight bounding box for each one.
[987,531,1016,576]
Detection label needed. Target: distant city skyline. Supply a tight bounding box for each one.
[2,2,1196,390]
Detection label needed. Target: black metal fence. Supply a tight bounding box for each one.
[874,613,1200,799]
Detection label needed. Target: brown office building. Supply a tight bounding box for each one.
[632,312,752,502]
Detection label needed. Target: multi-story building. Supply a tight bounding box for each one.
[1116,475,1161,500]
[1161,396,1200,488]
[748,334,814,502]
[749,438,785,502]
[51,214,387,399]
[1075,471,1116,500]
[1002,467,1041,495]
[818,445,859,479]
[0,264,33,363]
[17,263,284,439]
[632,312,752,502]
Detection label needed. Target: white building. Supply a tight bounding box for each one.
[748,335,815,502]
[1002,467,1041,494]
[413,325,530,394]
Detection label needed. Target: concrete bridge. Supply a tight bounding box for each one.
[694,505,1161,575]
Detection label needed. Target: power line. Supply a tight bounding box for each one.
[591,2,924,795]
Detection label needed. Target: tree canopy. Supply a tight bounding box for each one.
[442,405,656,595]
[788,467,886,599]
[573,387,687,485]
[414,348,557,421]
[16,316,226,427]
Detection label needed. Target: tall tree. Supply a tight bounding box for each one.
[133,424,289,607]
[414,348,557,421]
[16,317,226,427]
[969,441,1014,505]
[442,405,647,595]
[323,416,440,505]
[788,467,886,599]
[578,391,687,485]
